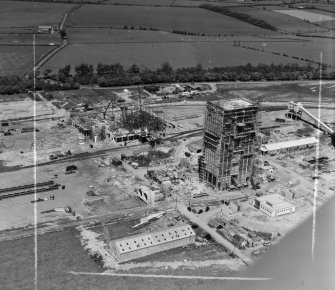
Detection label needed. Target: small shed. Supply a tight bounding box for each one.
[112,157,122,166]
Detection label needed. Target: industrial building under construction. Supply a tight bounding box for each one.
[199,99,260,190]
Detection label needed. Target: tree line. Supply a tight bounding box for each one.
[1,62,334,95]
[200,4,277,31]
[60,62,335,85]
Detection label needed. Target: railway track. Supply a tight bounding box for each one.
[0,129,203,173]
[0,204,159,243]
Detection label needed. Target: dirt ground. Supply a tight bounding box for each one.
[0,148,150,231]
[1,81,334,274]
[195,142,335,246]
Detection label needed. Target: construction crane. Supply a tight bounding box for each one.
[102,98,116,120]
[285,101,335,148]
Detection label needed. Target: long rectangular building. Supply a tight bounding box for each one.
[109,225,196,262]
[260,137,318,155]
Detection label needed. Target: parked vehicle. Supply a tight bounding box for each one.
[66,165,78,171]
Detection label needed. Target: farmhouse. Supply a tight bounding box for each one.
[109,225,196,262]
[38,25,56,34]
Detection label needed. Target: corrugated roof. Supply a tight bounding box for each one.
[112,225,195,254]
[260,137,318,152]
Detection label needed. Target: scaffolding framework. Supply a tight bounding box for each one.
[200,100,260,190]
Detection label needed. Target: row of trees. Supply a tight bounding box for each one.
[1,62,334,95]
[62,62,335,85]
[200,4,277,31]
[0,69,78,95]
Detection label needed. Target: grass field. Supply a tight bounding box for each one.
[0,0,73,27]
[66,27,211,43]
[242,37,335,67]
[66,28,282,44]
[104,0,246,7]
[43,40,305,72]
[272,9,335,23]
[67,5,271,36]
[304,9,335,29]
[0,45,56,76]
[315,4,335,13]
[105,0,174,5]
[1,230,100,290]
[316,20,335,29]
[0,33,61,45]
[230,7,328,34]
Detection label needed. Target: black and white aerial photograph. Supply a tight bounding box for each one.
[0,0,334,289]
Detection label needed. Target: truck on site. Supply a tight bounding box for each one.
[66,165,78,171]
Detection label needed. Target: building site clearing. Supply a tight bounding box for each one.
[0,80,334,276]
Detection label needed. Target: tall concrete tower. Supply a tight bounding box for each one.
[199,99,260,190]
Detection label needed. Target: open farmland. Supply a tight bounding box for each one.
[0,33,60,45]
[105,0,174,5]
[316,20,335,29]
[303,9,335,29]
[104,0,247,7]
[272,9,335,23]
[0,0,73,27]
[67,5,272,36]
[66,28,287,44]
[229,7,328,34]
[66,28,217,44]
[241,37,335,67]
[43,40,306,72]
[66,28,293,45]
[0,45,56,76]
[315,4,335,13]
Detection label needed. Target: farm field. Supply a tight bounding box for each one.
[0,45,55,76]
[272,9,335,23]
[67,5,272,36]
[242,37,335,67]
[315,4,335,13]
[229,7,328,34]
[105,0,174,5]
[316,20,335,29]
[66,27,212,44]
[104,0,247,6]
[304,8,335,18]
[66,28,304,44]
[43,40,305,72]
[0,0,73,27]
[303,9,335,29]
[0,33,61,45]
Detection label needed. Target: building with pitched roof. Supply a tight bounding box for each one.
[109,225,196,262]
[259,137,318,156]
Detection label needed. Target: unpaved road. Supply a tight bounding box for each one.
[177,202,253,265]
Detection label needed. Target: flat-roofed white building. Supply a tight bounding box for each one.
[110,225,196,262]
[254,193,295,217]
[260,137,318,155]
